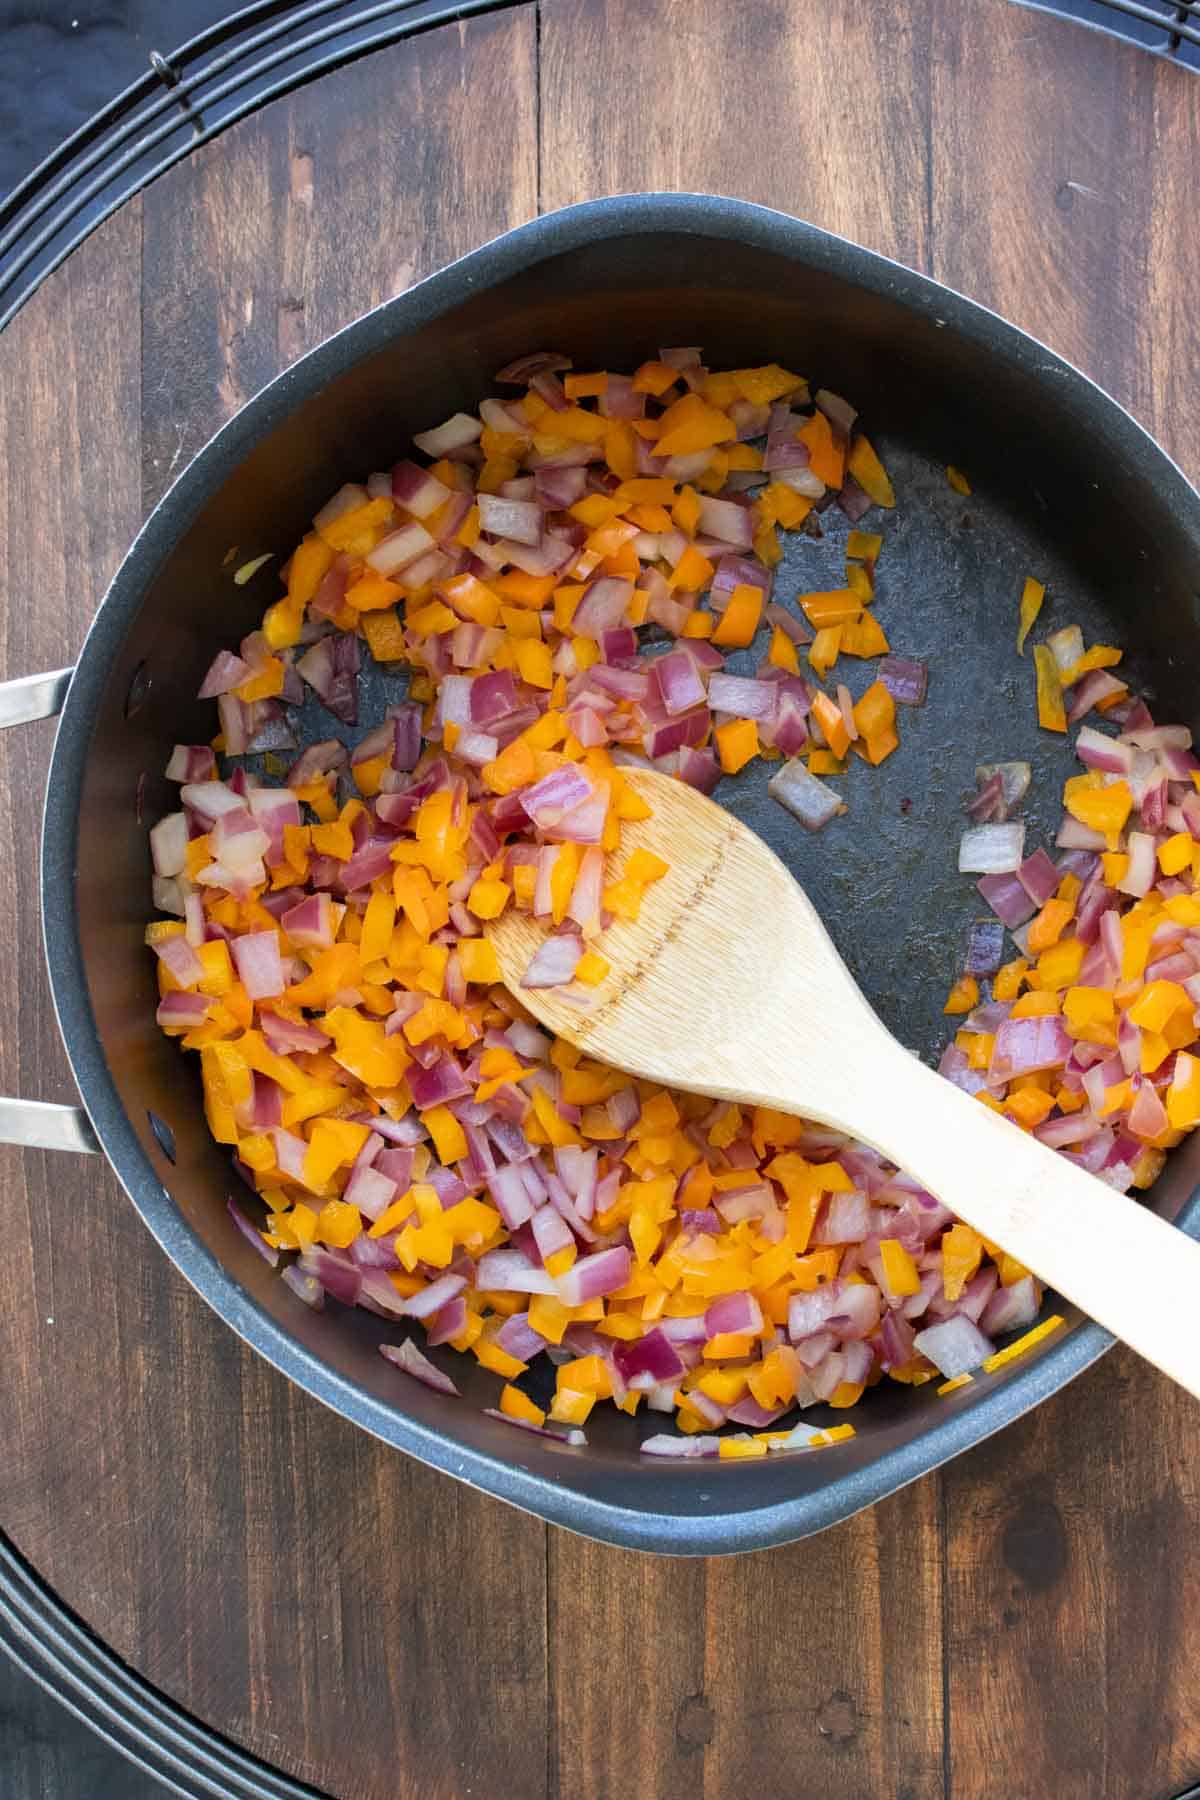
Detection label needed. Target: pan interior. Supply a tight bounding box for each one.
[56,209,1200,1536]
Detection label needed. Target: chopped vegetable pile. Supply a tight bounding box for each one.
[146,348,1191,1459]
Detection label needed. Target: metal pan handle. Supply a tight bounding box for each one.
[0,668,99,1154]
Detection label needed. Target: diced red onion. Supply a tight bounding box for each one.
[704,1291,764,1338]
[913,1316,994,1379]
[976,871,1037,929]
[151,932,206,988]
[1017,848,1058,905]
[708,674,777,719]
[989,1015,1071,1080]
[1117,831,1156,898]
[231,929,285,1000]
[980,1277,1039,1336]
[198,650,252,698]
[391,458,451,518]
[165,744,217,782]
[959,822,1026,874]
[227,1197,278,1266]
[366,521,435,576]
[156,991,210,1030]
[477,493,543,546]
[965,919,1005,975]
[768,759,844,830]
[281,1265,324,1309]
[521,931,584,990]
[380,1337,460,1395]
[878,656,927,707]
[413,413,483,458]
[553,1246,631,1305]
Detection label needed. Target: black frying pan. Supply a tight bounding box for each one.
[6,194,1200,1553]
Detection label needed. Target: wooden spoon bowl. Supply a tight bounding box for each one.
[491,767,1200,1402]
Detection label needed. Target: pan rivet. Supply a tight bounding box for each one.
[124,660,151,719]
[147,1109,176,1165]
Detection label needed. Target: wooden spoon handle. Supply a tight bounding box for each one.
[843,1043,1200,1399]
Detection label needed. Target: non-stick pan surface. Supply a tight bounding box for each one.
[26,194,1200,1552]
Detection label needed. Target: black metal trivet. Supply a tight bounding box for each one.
[1018,0,1199,63]
[0,0,513,332]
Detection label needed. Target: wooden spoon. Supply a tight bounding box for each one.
[490,767,1200,1400]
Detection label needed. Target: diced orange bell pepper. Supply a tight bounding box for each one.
[234,657,285,702]
[668,544,715,594]
[630,361,679,397]
[654,393,735,458]
[797,411,844,488]
[346,569,403,613]
[1158,832,1194,876]
[715,718,759,775]
[1058,644,1122,689]
[1026,896,1074,953]
[500,1384,546,1427]
[941,1223,982,1301]
[853,679,895,742]
[808,626,842,676]
[993,958,1028,1001]
[879,1239,921,1298]
[847,435,895,507]
[1064,779,1132,848]
[801,589,862,630]
[1016,577,1045,655]
[768,626,800,673]
[810,690,850,760]
[711,584,763,647]
[1033,644,1067,733]
[287,533,335,610]
[1128,979,1192,1034]
[943,975,979,1015]
[1006,1087,1056,1129]
[840,612,890,658]
[1167,1051,1200,1130]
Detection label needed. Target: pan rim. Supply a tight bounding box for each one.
[39,190,1200,1555]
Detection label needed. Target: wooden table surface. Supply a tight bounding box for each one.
[1,3,1199,1795]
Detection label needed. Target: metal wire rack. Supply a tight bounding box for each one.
[1016,0,1200,60]
[0,0,512,332]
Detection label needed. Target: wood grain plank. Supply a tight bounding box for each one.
[927,15,1200,1799]
[540,8,946,1799]
[539,0,933,272]
[539,7,1200,1800]
[141,6,541,506]
[2,3,1199,1798]
[929,1,1200,485]
[1,14,547,1800]
[0,199,145,1669]
[549,1479,944,1800]
[943,1347,1200,1800]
